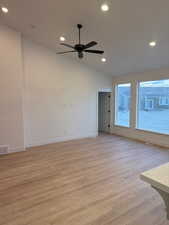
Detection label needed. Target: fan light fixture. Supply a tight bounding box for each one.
[1,6,8,13]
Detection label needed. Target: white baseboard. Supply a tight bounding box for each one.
[111,128,169,149]
[0,146,25,155]
[8,146,25,154]
[26,132,98,148]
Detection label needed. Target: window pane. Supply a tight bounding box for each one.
[137,79,169,135]
[115,83,131,127]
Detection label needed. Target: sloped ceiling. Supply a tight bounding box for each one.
[0,0,169,76]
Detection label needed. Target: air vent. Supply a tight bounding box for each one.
[0,145,9,155]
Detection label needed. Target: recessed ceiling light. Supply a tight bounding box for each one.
[60,36,66,42]
[1,6,8,13]
[149,41,156,47]
[101,57,106,62]
[101,4,109,12]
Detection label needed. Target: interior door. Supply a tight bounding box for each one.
[98,92,111,133]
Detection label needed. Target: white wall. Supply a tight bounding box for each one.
[2,23,168,151]
[0,24,24,153]
[0,23,113,152]
[111,68,169,148]
[23,39,112,147]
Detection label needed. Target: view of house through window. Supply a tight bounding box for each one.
[137,79,169,135]
[115,83,131,127]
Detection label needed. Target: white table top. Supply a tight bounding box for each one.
[141,163,169,194]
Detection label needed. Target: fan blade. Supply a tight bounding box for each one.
[60,43,75,49]
[84,50,104,54]
[84,41,98,49]
[57,51,76,54]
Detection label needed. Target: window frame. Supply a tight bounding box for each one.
[136,79,169,136]
[159,96,169,106]
[114,82,132,128]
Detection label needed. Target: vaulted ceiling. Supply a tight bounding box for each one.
[1,0,169,76]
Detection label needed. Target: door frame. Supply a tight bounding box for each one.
[97,88,112,134]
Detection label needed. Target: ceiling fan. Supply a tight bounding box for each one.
[57,24,104,59]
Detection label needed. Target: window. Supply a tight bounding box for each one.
[159,97,169,106]
[115,83,131,127]
[137,79,169,135]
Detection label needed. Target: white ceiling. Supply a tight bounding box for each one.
[0,0,169,76]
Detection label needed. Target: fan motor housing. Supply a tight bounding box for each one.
[75,44,85,52]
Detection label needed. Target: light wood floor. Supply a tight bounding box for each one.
[0,134,169,225]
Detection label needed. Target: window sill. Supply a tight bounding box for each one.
[113,126,169,137]
[113,125,130,129]
[135,128,169,137]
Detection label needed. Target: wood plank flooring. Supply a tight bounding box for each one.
[0,134,169,225]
